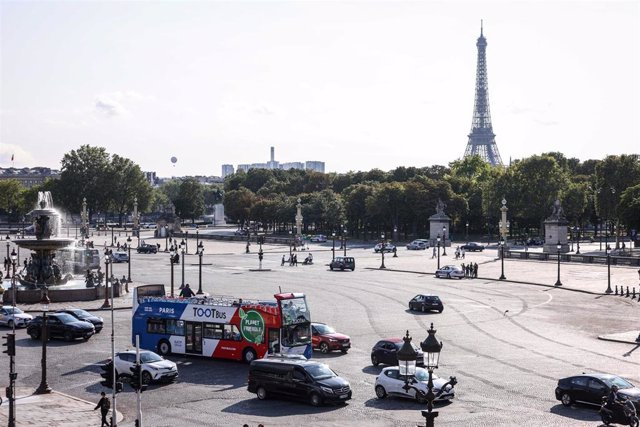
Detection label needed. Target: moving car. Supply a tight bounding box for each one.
[111,251,129,263]
[460,242,485,252]
[57,308,104,333]
[371,338,424,367]
[310,235,327,243]
[27,312,95,341]
[407,239,429,250]
[555,373,640,409]
[248,357,352,406]
[329,256,355,271]
[375,366,455,403]
[408,295,444,313]
[435,265,464,279]
[137,243,158,254]
[374,243,396,253]
[311,323,351,354]
[0,306,33,328]
[113,349,178,384]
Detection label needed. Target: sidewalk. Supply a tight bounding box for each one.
[0,387,123,427]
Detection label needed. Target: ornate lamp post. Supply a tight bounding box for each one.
[339,225,344,250]
[393,226,398,257]
[180,239,186,288]
[441,227,447,256]
[195,225,199,251]
[379,233,386,269]
[465,222,469,241]
[397,330,417,389]
[331,232,336,261]
[288,230,293,258]
[554,241,563,286]
[102,249,112,308]
[576,226,581,254]
[164,225,169,252]
[169,245,176,297]
[605,244,612,294]
[5,234,11,279]
[185,231,189,254]
[570,227,574,252]
[127,236,132,283]
[35,288,52,394]
[436,235,441,270]
[420,323,443,427]
[343,227,347,256]
[197,241,204,295]
[499,237,506,280]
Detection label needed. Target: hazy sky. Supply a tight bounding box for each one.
[1,1,638,177]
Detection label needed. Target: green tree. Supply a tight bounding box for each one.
[108,154,153,224]
[618,184,640,232]
[174,178,205,222]
[224,188,256,226]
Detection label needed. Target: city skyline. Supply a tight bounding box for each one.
[1,1,638,177]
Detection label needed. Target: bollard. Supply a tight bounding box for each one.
[633,288,636,299]
[626,286,630,297]
[615,285,618,295]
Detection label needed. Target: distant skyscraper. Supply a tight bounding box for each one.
[463,21,503,166]
[266,146,279,170]
[281,162,305,170]
[221,164,234,178]
[305,161,325,173]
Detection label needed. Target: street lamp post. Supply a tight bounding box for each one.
[164,226,169,252]
[442,227,447,256]
[339,225,344,250]
[34,288,52,395]
[185,231,189,254]
[465,222,469,241]
[436,235,441,270]
[169,246,176,297]
[397,330,417,391]
[197,241,204,295]
[343,227,347,257]
[605,245,612,294]
[332,232,336,262]
[554,241,563,286]
[195,226,199,251]
[127,236,132,283]
[499,238,506,280]
[420,323,444,427]
[288,230,293,258]
[576,226,581,254]
[5,234,11,279]
[393,226,398,257]
[102,249,112,308]
[180,239,186,288]
[380,233,386,269]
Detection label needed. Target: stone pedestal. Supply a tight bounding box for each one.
[429,216,451,248]
[543,200,569,253]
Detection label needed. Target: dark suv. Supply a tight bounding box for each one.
[27,312,95,341]
[137,243,158,254]
[57,308,104,333]
[329,256,355,271]
[248,357,352,406]
[371,338,424,367]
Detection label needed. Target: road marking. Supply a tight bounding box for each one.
[530,293,553,308]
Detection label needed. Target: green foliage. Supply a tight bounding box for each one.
[618,185,640,231]
[173,178,205,221]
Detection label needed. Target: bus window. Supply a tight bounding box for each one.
[282,323,311,347]
[166,319,185,335]
[147,318,165,334]
[204,323,223,339]
[223,324,241,341]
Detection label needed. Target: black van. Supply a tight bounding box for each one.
[247,357,352,406]
[329,256,355,271]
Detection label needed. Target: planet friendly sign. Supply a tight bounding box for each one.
[239,308,265,344]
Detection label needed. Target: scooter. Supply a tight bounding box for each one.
[600,396,639,427]
[302,257,313,265]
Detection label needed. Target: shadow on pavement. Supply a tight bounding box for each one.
[363,397,453,411]
[361,365,383,376]
[549,403,601,422]
[221,397,347,417]
[404,309,441,316]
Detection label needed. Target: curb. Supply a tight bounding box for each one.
[597,336,640,345]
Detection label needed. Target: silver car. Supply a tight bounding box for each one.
[113,350,178,384]
[435,265,465,279]
[0,306,34,328]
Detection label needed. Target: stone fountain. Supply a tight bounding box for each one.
[15,191,75,287]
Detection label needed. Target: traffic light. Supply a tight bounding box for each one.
[2,333,15,356]
[100,361,113,388]
[129,363,147,392]
[115,381,123,393]
[258,251,263,262]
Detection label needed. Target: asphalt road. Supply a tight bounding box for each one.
[2,237,639,426]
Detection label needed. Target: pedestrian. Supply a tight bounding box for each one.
[432,247,436,259]
[157,243,161,251]
[180,284,195,298]
[473,262,478,278]
[461,248,465,259]
[461,263,465,277]
[637,268,640,281]
[94,391,111,427]
[281,255,285,266]
[121,274,127,283]
[293,254,298,266]
[23,258,27,269]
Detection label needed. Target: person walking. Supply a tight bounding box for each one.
[281,255,285,266]
[293,254,298,266]
[94,391,111,427]
[473,262,478,278]
[180,284,195,298]
[432,247,436,259]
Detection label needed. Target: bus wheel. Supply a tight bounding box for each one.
[243,348,257,364]
[157,340,171,356]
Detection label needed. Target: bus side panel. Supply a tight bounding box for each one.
[169,335,185,354]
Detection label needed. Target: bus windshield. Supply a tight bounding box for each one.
[280,297,310,326]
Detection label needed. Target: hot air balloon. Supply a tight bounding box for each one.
[170,156,177,166]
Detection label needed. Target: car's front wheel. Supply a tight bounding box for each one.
[142,371,152,385]
[319,342,330,354]
[309,392,322,407]
[560,392,573,407]
[64,331,74,342]
[7,320,14,329]
[29,329,40,340]
[256,386,267,400]
[375,385,387,399]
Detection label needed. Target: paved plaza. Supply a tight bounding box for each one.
[1,231,639,426]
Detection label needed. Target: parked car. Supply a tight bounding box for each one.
[408,295,443,313]
[248,357,352,406]
[111,251,129,263]
[310,235,327,243]
[374,243,396,253]
[0,306,33,328]
[555,373,640,409]
[234,229,249,236]
[371,338,424,367]
[311,322,351,354]
[137,243,158,254]
[407,239,429,250]
[527,237,544,246]
[329,256,355,271]
[375,366,455,403]
[27,312,95,341]
[460,242,485,252]
[113,349,178,384]
[57,308,104,333]
[435,265,464,279]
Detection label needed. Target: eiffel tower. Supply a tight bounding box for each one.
[464,21,503,166]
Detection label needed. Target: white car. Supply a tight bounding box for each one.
[0,306,33,328]
[435,265,464,279]
[310,234,327,243]
[374,243,396,253]
[113,350,178,384]
[375,366,455,403]
[111,251,129,263]
[407,239,429,250]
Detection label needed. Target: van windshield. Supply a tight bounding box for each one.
[304,364,336,380]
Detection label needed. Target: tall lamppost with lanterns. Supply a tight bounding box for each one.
[332,232,336,262]
[554,241,563,286]
[180,239,186,288]
[169,245,176,297]
[197,241,204,295]
[379,233,386,269]
[576,226,581,254]
[436,235,441,270]
[420,323,445,427]
[465,222,469,241]
[102,249,112,308]
[605,244,612,294]
[342,226,348,256]
[127,236,132,283]
[499,237,506,280]
[35,288,52,395]
[5,234,11,279]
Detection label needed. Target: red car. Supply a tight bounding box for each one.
[311,323,351,354]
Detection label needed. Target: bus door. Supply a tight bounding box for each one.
[268,328,280,354]
[185,322,203,354]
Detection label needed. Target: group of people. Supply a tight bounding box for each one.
[460,262,479,278]
[454,247,466,260]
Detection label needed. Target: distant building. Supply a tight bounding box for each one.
[237,164,250,173]
[280,162,305,170]
[221,164,234,178]
[144,171,158,186]
[305,161,325,173]
[0,167,60,188]
[266,146,280,170]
